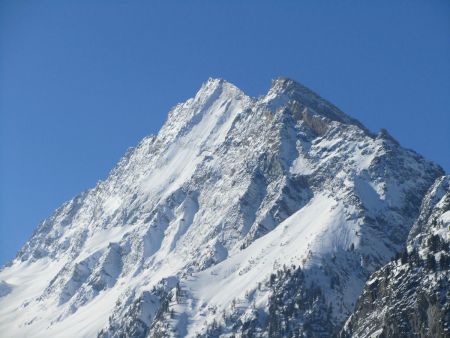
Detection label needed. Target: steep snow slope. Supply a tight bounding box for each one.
[174,194,348,336]
[0,78,443,337]
[342,176,450,338]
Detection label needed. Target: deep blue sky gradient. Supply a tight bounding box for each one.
[1,1,449,266]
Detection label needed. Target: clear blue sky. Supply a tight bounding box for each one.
[1,1,449,266]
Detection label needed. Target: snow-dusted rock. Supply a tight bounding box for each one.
[342,176,450,338]
[0,77,443,337]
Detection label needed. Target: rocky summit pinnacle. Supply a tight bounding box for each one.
[0,78,446,338]
[269,78,370,136]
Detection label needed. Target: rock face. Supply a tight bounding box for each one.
[0,78,444,337]
[342,176,450,338]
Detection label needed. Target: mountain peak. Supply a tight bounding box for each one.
[191,77,246,106]
[198,77,361,130]
[204,77,226,88]
[265,76,367,130]
[270,76,310,94]
[0,77,444,338]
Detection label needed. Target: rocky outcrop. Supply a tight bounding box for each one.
[342,176,450,338]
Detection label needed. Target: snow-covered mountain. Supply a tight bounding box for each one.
[342,175,450,338]
[0,77,444,337]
